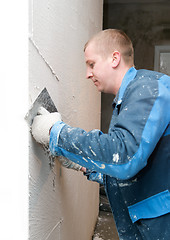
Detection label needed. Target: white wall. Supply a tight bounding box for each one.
[29,1,103,240]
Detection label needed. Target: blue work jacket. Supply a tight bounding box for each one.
[49,67,170,239]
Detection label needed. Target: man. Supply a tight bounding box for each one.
[32,29,170,239]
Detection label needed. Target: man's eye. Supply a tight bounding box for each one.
[90,63,94,68]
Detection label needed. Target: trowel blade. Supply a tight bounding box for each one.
[25,88,58,126]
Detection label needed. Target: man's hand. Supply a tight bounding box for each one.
[31,107,86,172]
[58,156,83,171]
[31,107,62,145]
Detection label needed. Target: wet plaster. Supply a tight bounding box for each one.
[29,37,59,81]
[29,138,63,239]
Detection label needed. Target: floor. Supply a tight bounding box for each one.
[92,186,119,240]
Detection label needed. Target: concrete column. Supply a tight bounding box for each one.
[29,1,103,239]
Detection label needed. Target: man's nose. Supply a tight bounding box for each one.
[86,69,93,79]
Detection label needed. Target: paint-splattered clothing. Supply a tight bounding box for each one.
[49,67,170,239]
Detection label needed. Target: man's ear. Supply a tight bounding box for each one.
[111,51,121,68]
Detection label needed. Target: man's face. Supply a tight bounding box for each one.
[85,42,114,94]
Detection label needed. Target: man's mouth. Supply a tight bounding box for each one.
[93,79,98,85]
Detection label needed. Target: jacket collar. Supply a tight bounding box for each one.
[112,67,137,108]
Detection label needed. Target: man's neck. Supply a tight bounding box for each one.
[113,65,132,95]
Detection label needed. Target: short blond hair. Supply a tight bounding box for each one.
[84,29,134,66]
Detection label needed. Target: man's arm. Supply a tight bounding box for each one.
[49,74,170,180]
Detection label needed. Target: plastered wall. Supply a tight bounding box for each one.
[29,1,103,240]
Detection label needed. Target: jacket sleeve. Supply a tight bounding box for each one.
[49,74,170,180]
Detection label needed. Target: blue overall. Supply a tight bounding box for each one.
[49,67,170,239]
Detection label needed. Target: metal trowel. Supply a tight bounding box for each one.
[25,87,58,126]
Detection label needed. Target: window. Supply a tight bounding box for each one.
[154,45,170,75]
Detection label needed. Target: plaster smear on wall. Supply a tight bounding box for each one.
[29,0,103,239]
[29,140,63,239]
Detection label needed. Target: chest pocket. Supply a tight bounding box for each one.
[128,190,170,223]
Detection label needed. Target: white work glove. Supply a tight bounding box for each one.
[31,107,62,146]
[58,156,82,171]
[32,107,83,172]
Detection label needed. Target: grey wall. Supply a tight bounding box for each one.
[102,0,170,133]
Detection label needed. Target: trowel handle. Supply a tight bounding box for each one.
[37,106,50,115]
